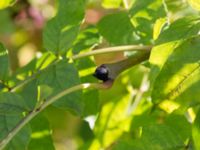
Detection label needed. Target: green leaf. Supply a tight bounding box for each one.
[0,0,16,9]
[0,43,9,81]
[28,114,55,150]
[43,0,85,54]
[114,113,190,150]
[97,12,135,45]
[17,79,38,110]
[192,109,200,150]
[129,0,165,44]
[153,18,167,40]
[0,114,31,150]
[150,17,200,102]
[38,59,83,115]
[0,92,28,115]
[155,17,200,44]
[187,0,200,11]
[102,0,122,8]
[151,36,200,104]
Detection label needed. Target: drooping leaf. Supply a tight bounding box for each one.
[0,43,9,81]
[0,0,16,9]
[28,114,55,150]
[43,0,85,54]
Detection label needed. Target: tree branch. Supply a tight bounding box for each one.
[71,45,152,60]
[0,82,110,150]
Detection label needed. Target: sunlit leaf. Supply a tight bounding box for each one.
[102,0,122,8]
[188,0,200,11]
[152,36,200,104]
[0,0,16,9]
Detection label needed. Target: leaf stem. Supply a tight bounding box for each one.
[0,83,109,150]
[71,45,152,60]
[10,45,152,92]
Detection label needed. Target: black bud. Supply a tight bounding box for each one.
[93,64,110,82]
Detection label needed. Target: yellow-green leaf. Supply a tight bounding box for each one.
[0,0,16,9]
[188,0,200,11]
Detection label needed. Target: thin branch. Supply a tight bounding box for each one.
[71,45,152,60]
[127,73,149,115]
[0,82,110,150]
[10,60,60,92]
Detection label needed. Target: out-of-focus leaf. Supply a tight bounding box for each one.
[164,0,195,19]
[0,0,16,9]
[102,0,122,8]
[0,92,28,115]
[79,120,94,141]
[94,95,131,148]
[43,0,85,54]
[114,113,190,150]
[38,59,83,115]
[0,10,14,34]
[97,12,135,45]
[28,114,55,150]
[152,37,200,104]
[192,109,200,150]
[0,114,31,150]
[188,0,200,11]
[0,43,9,81]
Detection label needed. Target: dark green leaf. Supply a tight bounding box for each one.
[192,109,200,150]
[0,43,9,81]
[38,59,83,115]
[0,92,28,115]
[98,12,135,45]
[0,114,31,150]
[28,114,55,150]
[43,0,85,54]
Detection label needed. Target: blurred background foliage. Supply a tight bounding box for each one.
[0,0,200,150]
